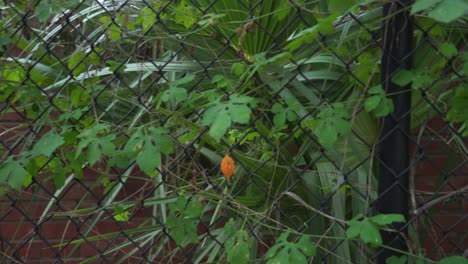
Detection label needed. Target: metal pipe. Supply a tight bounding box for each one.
[378,1,413,263]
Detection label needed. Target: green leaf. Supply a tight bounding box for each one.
[368,85,384,95]
[428,0,468,23]
[53,166,67,189]
[167,213,185,244]
[108,24,121,40]
[266,231,313,264]
[172,195,188,211]
[367,95,394,117]
[185,218,199,242]
[36,1,51,22]
[70,87,85,107]
[347,214,384,247]
[99,16,111,25]
[125,127,173,174]
[229,104,251,124]
[174,74,196,85]
[124,127,144,153]
[278,231,290,242]
[68,51,86,76]
[174,0,199,29]
[166,196,201,246]
[386,255,408,264]
[447,86,468,136]
[297,235,316,257]
[271,100,301,127]
[346,216,363,239]
[286,110,297,122]
[226,230,250,264]
[31,130,65,157]
[184,198,204,218]
[359,218,382,246]
[439,42,458,58]
[137,7,156,31]
[364,96,381,112]
[107,60,126,74]
[228,239,250,264]
[0,159,31,189]
[230,94,256,106]
[113,205,130,222]
[272,103,284,113]
[201,105,221,126]
[157,135,174,154]
[209,111,231,141]
[201,94,255,141]
[273,111,286,129]
[265,244,282,259]
[137,144,161,175]
[313,103,351,149]
[224,218,236,235]
[161,87,188,103]
[370,214,405,226]
[99,135,116,155]
[232,62,246,76]
[212,75,230,89]
[289,247,307,264]
[415,257,426,264]
[286,37,304,52]
[320,122,338,148]
[108,152,131,169]
[87,142,101,166]
[392,69,414,86]
[274,248,290,264]
[412,73,433,90]
[411,0,443,14]
[14,167,31,188]
[437,256,468,264]
[72,138,89,158]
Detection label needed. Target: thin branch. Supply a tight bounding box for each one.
[414,184,468,216]
[280,191,347,224]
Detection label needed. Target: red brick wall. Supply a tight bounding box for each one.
[0,176,156,263]
[411,117,468,258]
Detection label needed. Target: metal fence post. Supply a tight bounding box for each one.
[378,0,413,263]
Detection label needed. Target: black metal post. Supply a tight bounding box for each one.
[378,1,413,263]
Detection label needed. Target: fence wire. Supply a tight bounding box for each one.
[0,0,466,263]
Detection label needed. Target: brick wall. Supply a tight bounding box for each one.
[411,117,468,258]
[0,175,155,263]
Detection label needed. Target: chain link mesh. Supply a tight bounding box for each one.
[0,0,466,263]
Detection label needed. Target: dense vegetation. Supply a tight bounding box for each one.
[0,0,466,263]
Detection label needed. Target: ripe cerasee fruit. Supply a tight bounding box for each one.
[220,155,235,180]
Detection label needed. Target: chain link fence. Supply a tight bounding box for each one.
[0,0,466,263]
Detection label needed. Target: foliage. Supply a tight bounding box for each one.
[346,214,405,247]
[264,231,316,264]
[309,103,351,149]
[437,256,468,264]
[166,196,204,246]
[201,94,257,142]
[224,219,251,264]
[411,0,468,23]
[447,86,468,136]
[0,0,466,263]
[365,85,394,117]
